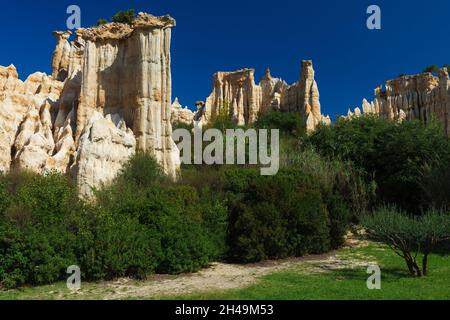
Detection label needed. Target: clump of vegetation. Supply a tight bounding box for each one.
[96,18,108,26]
[223,167,331,262]
[111,9,136,25]
[255,110,306,138]
[362,207,450,277]
[94,9,136,26]
[307,115,450,215]
[423,65,440,74]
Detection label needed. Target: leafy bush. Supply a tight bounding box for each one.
[94,152,222,276]
[361,207,450,276]
[255,111,306,138]
[0,180,10,215]
[0,171,78,288]
[423,65,440,74]
[308,115,450,215]
[96,18,108,26]
[224,168,331,262]
[111,9,135,24]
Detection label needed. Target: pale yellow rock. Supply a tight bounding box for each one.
[73,112,136,198]
[52,31,72,81]
[202,60,329,132]
[0,12,181,193]
[350,69,450,135]
[171,98,194,125]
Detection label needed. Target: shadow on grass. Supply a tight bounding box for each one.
[331,266,413,282]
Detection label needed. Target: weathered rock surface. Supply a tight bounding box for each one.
[202,61,330,131]
[171,98,195,125]
[0,12,180,195]
[73,112,136,197]
[348,69,450,134]
[0,65,63,172]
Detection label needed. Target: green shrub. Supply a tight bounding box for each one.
[224,168,331,262]
[0,171,78,288]
[96,18,108,26]
[0,180,10,215]
[111,9,136,24]
[308,115,450,215]
[94,152,222,276]
[255,111,306,138]
[74,205,159,280]
[198,188,229,260]
[423,65,440,74]
[361,207,450,276]
[326,194,351,249]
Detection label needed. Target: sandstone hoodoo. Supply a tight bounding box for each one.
[0,12,181,196]
[199,61,331,131]
[348,68,450,135]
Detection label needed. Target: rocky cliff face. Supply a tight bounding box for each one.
[0,12,180,196]
[202,61,330,131]
[171,98,195,125]
[348,68,450,135]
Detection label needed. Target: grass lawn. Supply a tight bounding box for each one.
[167,243,450,300]
[1,242,449,300]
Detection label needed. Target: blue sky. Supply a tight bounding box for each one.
[1,0,449,119]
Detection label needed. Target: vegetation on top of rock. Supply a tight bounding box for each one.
[423,65,440,74]
[93,9,136,26]
[111,9,136,24]
[96,18,108,26]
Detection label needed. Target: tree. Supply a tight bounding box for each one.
[423,65,440,74]
[361,207,450,277]
[111,9,136,24]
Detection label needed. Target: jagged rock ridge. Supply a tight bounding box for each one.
[177,60,331,132]
[348,68,450,135]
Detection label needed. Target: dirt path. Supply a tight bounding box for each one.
[61,237,373,300]
[101,254,335,300]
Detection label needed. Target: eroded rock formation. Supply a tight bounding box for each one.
[202,61,331,131]
[0,12,181,196]
[348,69,450,135]
[171,98,195,125]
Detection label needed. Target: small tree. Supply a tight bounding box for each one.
[111,9,136,25]
[361,207,450,277]
[423,65,440,74]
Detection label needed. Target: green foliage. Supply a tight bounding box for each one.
[307,115,450,214]
[0,171,78,289]
[111,9,135,24]
[172,121,194,132]
[209,102,238,132]
[255,111,306,138]
[423,65,440,74]
[96,18,108,26]
[284,147,374,221]
[93,152,222,276]
[116,151,167,189]
[224,168,331,262]
[0,180,10,215]
[361,207,450,276]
